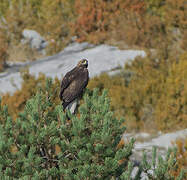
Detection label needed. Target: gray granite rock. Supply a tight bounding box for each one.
[21,29,48,53]
[124,129,187,179]
[0,42,146,95]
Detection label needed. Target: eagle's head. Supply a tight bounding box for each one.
[77,59,88,68]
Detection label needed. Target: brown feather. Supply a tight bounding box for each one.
[59,60,89,109]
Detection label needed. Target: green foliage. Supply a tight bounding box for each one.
[120,146,185,180]
[0,80,135,178]
[0,78,185,179]
[2,52,187,133]
[138,147,185,180]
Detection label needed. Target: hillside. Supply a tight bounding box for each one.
[0,0,186,179]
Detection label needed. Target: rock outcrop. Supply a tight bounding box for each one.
[0,42,146,94]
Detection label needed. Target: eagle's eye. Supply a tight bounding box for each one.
[83,60,87,64]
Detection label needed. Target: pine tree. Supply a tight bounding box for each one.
[0,78,185,179]
[0,78,134,179]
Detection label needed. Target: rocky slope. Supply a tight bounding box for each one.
[0,42,145,95]
[0,42,186,179]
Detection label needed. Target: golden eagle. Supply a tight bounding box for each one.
[59,59,89,113]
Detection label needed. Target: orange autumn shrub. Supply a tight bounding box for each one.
[0,29,8,71]
[1,70,61,119]
[0,0,186,62]
[73,0,145,44]
[170,138,187,178]
[72,0,187,67]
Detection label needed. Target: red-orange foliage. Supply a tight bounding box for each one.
[74,0,108,42]
[73,0,146,43]
[73,0,186,60]
[0,29,8,71]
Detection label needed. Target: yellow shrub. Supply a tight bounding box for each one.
[1,53,187,132]
[38,0,75,54]
[0,0,75,62]
[155,53,187,130]
[88,53,187,132]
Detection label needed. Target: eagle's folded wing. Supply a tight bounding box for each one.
[62,73,88,103]
[59,68,77,100]
[60,66,89,111]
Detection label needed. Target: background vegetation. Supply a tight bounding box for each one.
[1,51,187,133]
[0,0,186,178]
[0,0,186,66]
[88,52,187,132]
[172,137,187,178]
[0,80,185,179]
[0,0,186,132]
